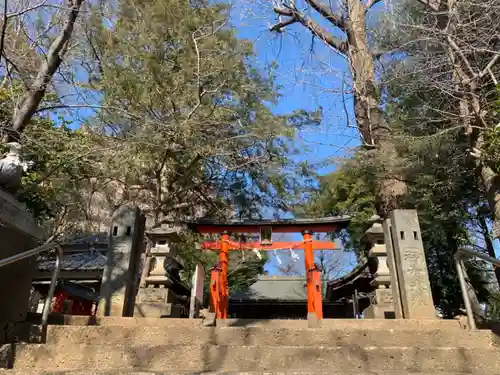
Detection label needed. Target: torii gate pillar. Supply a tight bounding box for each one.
[209,232,230,319]
[218,232,230,319]
[303,230,323,325]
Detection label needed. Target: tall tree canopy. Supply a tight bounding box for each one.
[1,0,320,292]
[374,0,500,238]
[81,0,319,227]
[294,0,500,317]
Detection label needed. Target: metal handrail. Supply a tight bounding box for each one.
[455,247,500,330]
[0,242,63,328]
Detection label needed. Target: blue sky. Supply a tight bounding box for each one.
[226,1,361,275]
[229,1,360,175]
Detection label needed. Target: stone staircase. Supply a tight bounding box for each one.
[1,317,500,374]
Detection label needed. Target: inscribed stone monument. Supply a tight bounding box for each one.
[389,209,435,319]
[98,206,145,317]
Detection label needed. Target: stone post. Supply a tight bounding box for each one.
[134,227,186,318]
[383,217,403,318]
[389,209,435,319]
[362,221,396,319]
[189,263,205,318]
[98,206,145,317]
[0,190,44,344]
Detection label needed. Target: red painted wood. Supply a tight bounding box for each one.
[52,291,67,313]
[310,266,324,319]
[194,224,341,234]
[303,232,315,316]
[210,266,221,317]
[200,240,337,251]
[219,233,230,319]
[70,298,93,316]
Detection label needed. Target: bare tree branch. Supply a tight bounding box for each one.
[305,0,346,30]
[10,0,84,137]
[6,0,47,18]
[390,0,500,237]
[479,54,500,79]
[417,0,442,11]
[446,35,476,78]
[365,0,383,12]
[0,0,7,64]
[271,6,348,53]
[0,0,49,67]
[269,17,297,32]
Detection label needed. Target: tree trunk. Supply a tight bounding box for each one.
[445,19,500,241]
[346,0,407,216]
[478,162,500,238]
[8,0,84,140]
[478,213,500,287]
[469,103,500,241]
[475,129,500,241]
[270,0,408,217]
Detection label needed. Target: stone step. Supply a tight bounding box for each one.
[12,344,500,373]
[217,318,466,329]
[4,372,500,375]
[48,316,466,329]
[43,325,496,349]
[44,316,205,327]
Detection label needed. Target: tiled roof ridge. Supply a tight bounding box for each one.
[258,275,306,280]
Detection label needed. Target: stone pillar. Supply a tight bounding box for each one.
[0,190,44,344]
[389,209,435,319]
[189,263,205,318]
[362,221,396,319]
[383,217,403,318]
[134,227,186,318]
[98,206,145,317]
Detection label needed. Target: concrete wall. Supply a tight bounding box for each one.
[0,227,37,323]
[0,190,43,344]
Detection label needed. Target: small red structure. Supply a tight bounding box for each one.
[187,217,349,321]
[52,281,99,316]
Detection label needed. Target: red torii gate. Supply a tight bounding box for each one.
[187,217,350,321]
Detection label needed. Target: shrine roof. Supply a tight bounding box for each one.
[37,252,107,272]
[326,261,375,300]
[56,280,100,303]
[230,276,309,302]
[186,216,350,233]
[229,269,374,303]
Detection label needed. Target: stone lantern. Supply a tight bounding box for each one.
[144,228,184,286]
[134,227,187,318]
[363,220,395,319]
